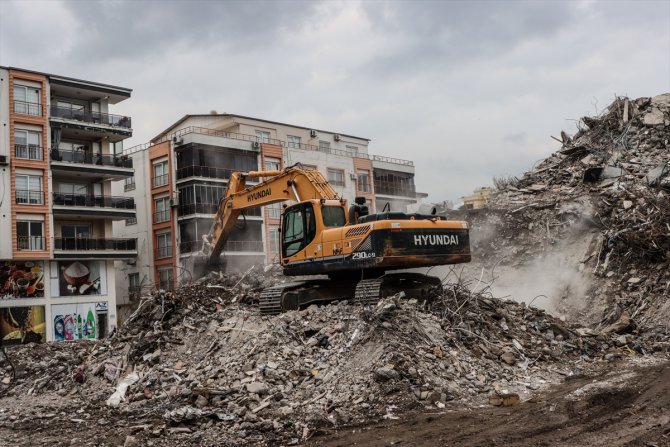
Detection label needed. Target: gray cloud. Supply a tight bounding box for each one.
[1,0,668,203]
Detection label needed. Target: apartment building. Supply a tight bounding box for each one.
[113,113,421,298]
[0,67,136,345]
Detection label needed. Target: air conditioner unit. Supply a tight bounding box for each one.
[334,134,341,142]
[252,141,260,149]
[172,136,184,146]
[0,155,7,166]
[170,196,180,207]
[126,259,137,265]
[310,130,318,138]
[349,172,357,180]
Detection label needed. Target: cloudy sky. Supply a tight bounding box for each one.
[1,0,669,202]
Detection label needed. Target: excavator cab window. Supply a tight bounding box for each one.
[282,202,316,257]
[322,206,346,228]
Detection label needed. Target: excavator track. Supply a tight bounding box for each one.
[354,279,384,306]
[259,281,310,316]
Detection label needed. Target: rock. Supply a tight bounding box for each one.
[500,352,516,365]
[373,367,401,382]
[123,435,139,447]
[246,382,268,395]
[194,395,208,409]
[489,392,520,406]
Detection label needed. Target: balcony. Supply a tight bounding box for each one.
[177,203,262,218]
[52,192,136,219]
[176,165,235,181]
[15,190,44,206]
[14,144,44,161]
[49,106,131,143]
[50,148,133,180]
[373,180,417,198]
[53,237,138,259]
[17,236,46,251]
[371,155,414,167]
[14,100,42,117]
[179,240,264,254]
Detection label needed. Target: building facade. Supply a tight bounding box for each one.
[0,67,136,345]
[113,113,421,299]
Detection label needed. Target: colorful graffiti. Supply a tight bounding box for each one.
[52,303,101,341]
[0,306,46,345]
[0,261,45,299]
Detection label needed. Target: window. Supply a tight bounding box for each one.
[15,174,43,205]
[268,203,282,219]
[287,135,301,149]
[126,216,137,226]
[156,232,172,259]
[157,267,174,290]
[282,203,316,257]
[322,206,346,227]
[128,273,140,294]
[346,145,359,154]
[255,131,271,143]
[57,182,89,195]
[14,129,42,160]
[13,85,41,116]
[17,220,44,251]
[357,170,371,193]
[319,140,331,153]
[124,177,136,191]
[264,157,280,172]
[327,168,345,186]
[269,226,280,253]
[153,160,169,187]
[59,223,91,250]
[154,197,170,223]
[301,164,318,171]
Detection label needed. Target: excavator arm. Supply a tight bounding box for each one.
[202,166,343,264]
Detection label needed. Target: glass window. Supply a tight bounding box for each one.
[126,217,137,226]
[268,203,282,219]
[269,226,280,253]
[156,232,172,258]
[154,197,170,223]
[327,168,345,186]
[14,129,42,160]
[264,157,280,172]
[15,174,43,205]
[322,206,346,227]
[13,85,41,115]
[17,220,44,250]
[255,131,271,143]
[282,208,304,256]
[153,160,169,187]
[287,135,301,149]
[346,145,359,153]
[157,267,173,290]
[319,141,331,152]
[357,170,371,193]
[128,273,140,293]
[124,177,135,191]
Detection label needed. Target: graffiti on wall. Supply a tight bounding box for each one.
[0,261,45,299]
[52,302,102,341]
[0,306,46,345]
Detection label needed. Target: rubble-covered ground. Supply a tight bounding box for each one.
[1,94,669,446]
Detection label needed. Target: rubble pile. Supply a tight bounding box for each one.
[463,94,670,328]
[1,273,666,445]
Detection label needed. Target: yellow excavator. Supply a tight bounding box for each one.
[201,166,471,314]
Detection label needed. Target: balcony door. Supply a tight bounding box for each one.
[61,224,91,250]
[56,183,90,206]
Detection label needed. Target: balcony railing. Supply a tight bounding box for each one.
[50,148,133,168]
[371,155,414,166]
[176,165,235,181]
[373,181,417,198]
[17,236,45,251]
[157,246,173,259]
[14,144,43,160]
[153,174,169,188]
[154,210,170,223]
[14,100,42,116]
[52,192,135,209]
[50,105,132,129]
[179,240,264,254]
[177,203,262,217]
[15,190,44,205]
[54,237,137,251]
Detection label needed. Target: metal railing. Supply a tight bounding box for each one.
[50,148,133,168]
[154,210,170,223]
[179,240,263,254]
[14,144,43,160]
[157,126,282,147]
[14,100,42,116]
[54,237,137,251]
[52,192,135,209]
[50,105,132,129]
[177,203,262,217]
[176,165,235,181]
[371,155,414,166]
[17,236,45,251]
[156,245,173,259]
[373,180,417,197]
[153,174,169,188]
[15,190,44,205]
